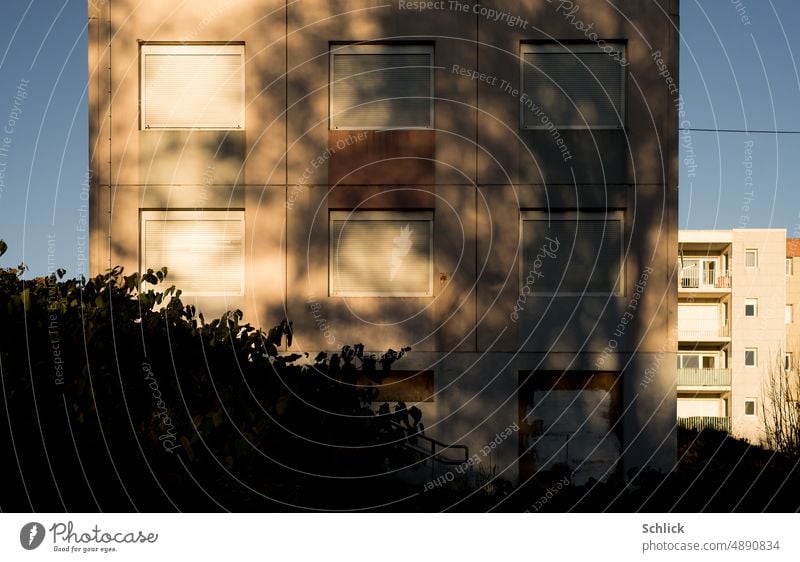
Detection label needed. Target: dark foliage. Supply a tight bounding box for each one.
[0,255,422,511]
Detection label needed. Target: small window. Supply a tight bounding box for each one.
[787,258,793,276]
[745,249,758,268]
[744,398,757,416]
[330,44,433,130]
[744,298,758,317]
[785,353,793,371]
[744,348,757,367]
[330,211,433,296]
[787,304,794,324]
[140,44,245,130]
[141,210,244,296]
[520,211,623,295]
[520,42,625,129]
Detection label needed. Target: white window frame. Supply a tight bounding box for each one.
[787,257,793,276]
[745,248,758,268]
[787,304,794,325]
[329,210,434,297]
[744,347,758,368]
[140,210,245,297]
[744,298,758,318]
[140,43,245,131]
[785,352,793,371]
[329,43,434,131]
[744,398,757,417]
[519,42,626,130]
[676,352,721,369]
[520,210,625,296]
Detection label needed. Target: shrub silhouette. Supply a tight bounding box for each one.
[0,243,422,511]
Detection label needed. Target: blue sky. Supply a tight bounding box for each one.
[1,0,800,276]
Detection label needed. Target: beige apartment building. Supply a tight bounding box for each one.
[678,229,791,444]
[87,0,679,484]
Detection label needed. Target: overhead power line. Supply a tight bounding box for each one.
[680,127,800,135]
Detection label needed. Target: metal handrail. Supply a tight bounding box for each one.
[389,420,469,469]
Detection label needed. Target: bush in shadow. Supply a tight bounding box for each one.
[0,244,424,511]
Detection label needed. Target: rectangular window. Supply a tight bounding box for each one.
[141,210,244,296]
[745,248,758,268]
[785,353,793,371]
[787,258,793,276]
[744,298,758,317]
[744,398,757,416]
[787,304,794,324]
[520,43,625,129]
[330,44,433,130]
[140,44,245,130]
[521,211,623,295]
[744,347,757,367]
[329,211,433,296]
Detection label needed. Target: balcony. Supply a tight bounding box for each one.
[677,323,731,341]
[679,268,731,293]
[677,416,730,433]
[677,368,731,387]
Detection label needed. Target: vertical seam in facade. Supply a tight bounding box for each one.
[475,4,479,352]
[107,0,112,271]
[285,0,289,326]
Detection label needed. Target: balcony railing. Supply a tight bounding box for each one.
[677,416,731,433]
[678,323,731,339]
[677,368,732,387]
[679,269,731,290]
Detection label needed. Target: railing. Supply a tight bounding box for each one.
[677,416,730,433]
[678,323,731,339]
[677,368,732,387]
[679,269,731,290]
[389,420,469,479]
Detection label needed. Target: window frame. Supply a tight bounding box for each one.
[745,248,758,268]
[744,398,757,417]
[329,43,435,131]
[787,304,794,325]
[139,43,246,131]
[328,210,434,297]
[744,298,758,318]
[519,210,625,297]
[140,209,245,297]
[519,42,626,131]
[787,257,793,276]
[744,347,758,368]
[785,352,793,371]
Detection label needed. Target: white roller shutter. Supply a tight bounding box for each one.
[330,211,433,296]
[521,43,625,129]
[141,211,244,296]
[330,45,433,129]
[678,304,719,336]
[141,44,244,129]
[521,211,623,295]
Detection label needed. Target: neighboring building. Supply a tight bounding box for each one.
[678,229,788,444]
[786,239,800,355]
[87,0,679,484]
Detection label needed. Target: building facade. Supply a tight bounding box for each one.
[678,229,792,444]
[87,0,680,484]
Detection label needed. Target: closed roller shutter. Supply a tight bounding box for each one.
[330,211,433,296]
[141,44,244,129]
[331,47,432,129]
[522,212,623,294]
[678,304,720,337]
[522,44,624,128]
[142,211,244,296]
